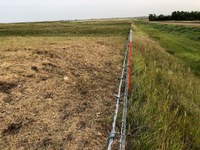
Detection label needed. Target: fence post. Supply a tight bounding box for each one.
[127,30,132,93]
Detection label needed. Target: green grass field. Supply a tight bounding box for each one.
[127,22,200,149]
[134,21,200,76]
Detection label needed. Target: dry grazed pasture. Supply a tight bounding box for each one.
[0,21,130,149]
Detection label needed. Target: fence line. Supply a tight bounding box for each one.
[107,29,133,150]
[107,38,129,150]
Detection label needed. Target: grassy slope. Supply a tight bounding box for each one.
[127,23,200,149]
[134,22,200,76]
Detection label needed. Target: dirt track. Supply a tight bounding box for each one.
[152,21,200,27]
[0,36,124,149]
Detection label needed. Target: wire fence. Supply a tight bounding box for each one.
[107,29,133,150]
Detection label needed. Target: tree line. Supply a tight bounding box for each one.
[149,11,200,21]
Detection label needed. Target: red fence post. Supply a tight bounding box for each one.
[127,30,132,93]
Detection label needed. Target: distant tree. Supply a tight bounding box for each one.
[149,14,157,21]
[157,15,164,21]
[149,11,200,21]
[172,11,177,20]
[149,14,154,21]
[153,14,157,21]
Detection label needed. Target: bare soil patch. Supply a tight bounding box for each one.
[0,36,124,149]
[152,21,200,27]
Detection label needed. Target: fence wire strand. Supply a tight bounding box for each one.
[119,30,132,150]
[107,29,133,150]
[107,37,129,150]
[119,56,128,150]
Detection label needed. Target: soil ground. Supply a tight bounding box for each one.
[152,21,200,27]
[0,36,125,149]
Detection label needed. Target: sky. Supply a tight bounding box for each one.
[0,0,199,23]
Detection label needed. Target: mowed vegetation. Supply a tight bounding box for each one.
[0,20,131,149]
[127,22,200,149]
